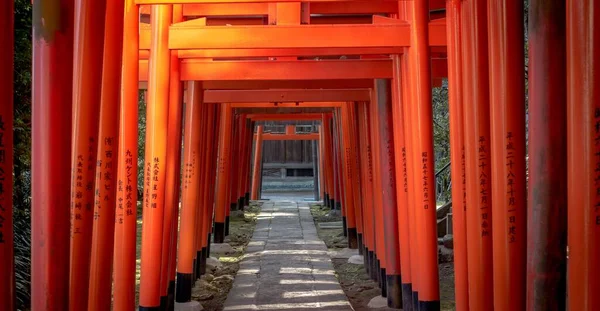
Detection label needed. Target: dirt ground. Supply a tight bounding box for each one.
[310,204,456,311]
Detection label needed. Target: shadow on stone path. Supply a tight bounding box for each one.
[223,200,354,311]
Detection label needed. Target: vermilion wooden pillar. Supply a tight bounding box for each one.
[401,50,420,309]
[327,116,335,210]
[225,115,240,236]
[322,115,334,209]
[340,105,358,248]
[215,104,234,243]
[369,88,387,296]
[407,0,440,308]
[526,1,568,309]
[245,120,254,205]
[339,114,347,225]
[333,115,346,233]
[398,3,420,305]
[445,1,468,310]
[239,119,248,206]
[331,115,340,210]
[330,117,339,213]
[228,115,239,218]
[32,1,74,310]
[160,6,184,308]
[88,0,124,308]
[113,1,138,310]
[349,103,364,252]
[236,115,248,210]
[239,119,248,205]
[339,108,359,248]
[375,79,402,308]
[318,125,326,201]
[0,1,14,308]
[236,114,247,210]
[69,0,106,309]
[139,5,172,309]
[251,125,264,200]
[318,121,328,207]
[358,101,376,279]
[198,103,217,277]
[460,1,493,310]
[391,55,413,310]
[196,102,210,280]
[206,106,221,256]
[176,81,203,303]
[196,103,210,280]
[567,1,599,310]
[488,1,526,310]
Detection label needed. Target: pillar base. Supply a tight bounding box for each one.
[230,202,237,212]
[386,275,402,308]
[380,268,387,297]
[237,197,244,211]
[357,233,364,255]
[213,222,225,243]
[168,280,176,311]
[347,227,358,249]
[412,291,419,311]
[342,216,347,237]
[160,295,168,310]
[225,216,230,236]
[330,198,335,210]
[402,283,413,311]
[166,280,175,311]
[364,247,371,275]
[206,234,212,256]
[375,259,381,283]
[175,272,193,302]
[418,300,441,311]
[371,254,378,281]
[192,258,197,281]
[196,251,205,276]
[336,201,342,212]
[245,192,250,206]
[199,248,207,275]
[139,306,161,311]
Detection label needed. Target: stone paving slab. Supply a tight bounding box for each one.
[224,201,354,311]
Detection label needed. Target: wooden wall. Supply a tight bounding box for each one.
[260,122,316,164]
[262,140,314,164]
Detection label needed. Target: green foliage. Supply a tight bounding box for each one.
[432,81,450,170]
[432,80,452,203]
[13,0,32,308]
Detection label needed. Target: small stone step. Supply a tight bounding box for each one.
[348,254,364,265]
[367,296,388,309]
[318,221,343,229]
[329,247,359,259]
[174,301,203,311]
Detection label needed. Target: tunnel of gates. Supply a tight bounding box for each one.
[0,0,598,310]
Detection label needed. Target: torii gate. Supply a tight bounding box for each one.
[0,1,594,311]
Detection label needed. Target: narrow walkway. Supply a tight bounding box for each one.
[224,201,354,311]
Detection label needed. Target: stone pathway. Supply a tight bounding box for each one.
[223,201,354,311]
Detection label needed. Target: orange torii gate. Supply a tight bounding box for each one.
[248,122,322,200]
[3,1,595,311]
